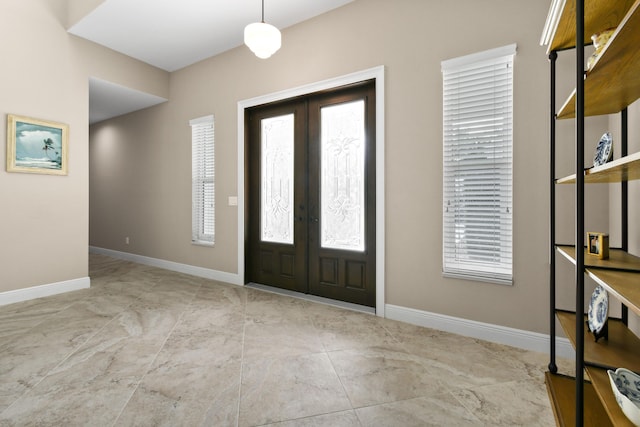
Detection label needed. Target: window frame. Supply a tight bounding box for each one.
[441,44,516,285]
[190,115,215,246]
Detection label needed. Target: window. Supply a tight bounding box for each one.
[441,44,516,285]
[190,115,215,245]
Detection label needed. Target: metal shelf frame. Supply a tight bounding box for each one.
[547,0,631,424]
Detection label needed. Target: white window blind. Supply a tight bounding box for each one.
[441,44,515,285]
[190,115,215,245]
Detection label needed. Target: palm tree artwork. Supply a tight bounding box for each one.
[42,137,61,165]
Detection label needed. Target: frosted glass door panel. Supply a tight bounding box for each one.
[261,114,294,244]
[321,100,365,251]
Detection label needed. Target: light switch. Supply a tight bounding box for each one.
[228,196,238,206]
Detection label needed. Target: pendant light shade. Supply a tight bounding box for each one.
[244,0,281,59]
[244,22,281,59]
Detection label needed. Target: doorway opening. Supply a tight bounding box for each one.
[237,66,385,315]
[245,81,375,307]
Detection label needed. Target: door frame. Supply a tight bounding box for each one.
[237,66,385,317]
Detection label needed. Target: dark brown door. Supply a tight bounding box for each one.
[246,81,376,306]
[246,99,308,293]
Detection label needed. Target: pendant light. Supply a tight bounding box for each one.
[244,0,281,59]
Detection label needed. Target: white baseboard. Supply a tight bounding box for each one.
[89,246,242,286]
[385,304,574,360]
[0,277,90,307]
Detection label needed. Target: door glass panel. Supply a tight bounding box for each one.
[261,114,294,244]
[320,100,365,251]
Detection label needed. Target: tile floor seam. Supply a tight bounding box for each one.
[352,409,366,427]
[324,349,358,413]
[0,302,128,418]
[109,287,193,427]
[257,408,364,427]
[339,372,452,412]
[350,394,445,418]
[234,289,249,427]
[379,323,417,358]
[188,281,241,427]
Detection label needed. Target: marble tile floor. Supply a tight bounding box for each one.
[0,254,565,426]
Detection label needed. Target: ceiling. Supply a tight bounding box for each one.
[88,77,168,124]
[71,0,354,123]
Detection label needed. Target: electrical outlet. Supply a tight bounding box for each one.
[125,236,130,245]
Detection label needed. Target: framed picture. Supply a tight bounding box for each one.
[6,114,69,175]
[587,232,609,260]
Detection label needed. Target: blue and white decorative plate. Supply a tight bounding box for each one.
[593,132,613,166]
[587,285,608,334]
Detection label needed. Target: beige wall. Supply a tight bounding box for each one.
[89,0,579,334]
[0,0,168,293]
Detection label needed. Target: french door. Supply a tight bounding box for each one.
[246,81,376,307]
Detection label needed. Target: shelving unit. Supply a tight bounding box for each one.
[556,311,640,373]
[556,151,640,184]
[545,372,614,427]
[556,246,640,273]
[542,0,640,425]
[555,0,640,119]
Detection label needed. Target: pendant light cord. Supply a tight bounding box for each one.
[262,0,265,23]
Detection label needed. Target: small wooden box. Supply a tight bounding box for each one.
[587,232,609,259]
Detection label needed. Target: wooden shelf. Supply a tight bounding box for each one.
[556,0,640,119]
[557,245,640,272]
[545,372,613,427]
[542,0,636,52]
[586,269,640,317]
[556,311,640,373]
[557,245,640,316]
[557,152,640,184]
[586,366,638,426]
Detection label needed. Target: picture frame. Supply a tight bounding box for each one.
[587,232,609,260]
[6,114,68,175]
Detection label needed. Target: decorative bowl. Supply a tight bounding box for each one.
[592,28,616,51]
[608,368,640,426]
[587,27,616,70]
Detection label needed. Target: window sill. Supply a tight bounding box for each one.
[192,240,214,248]
[442,271,513,286]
